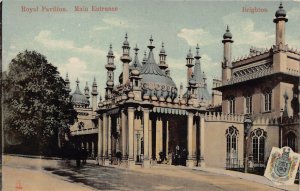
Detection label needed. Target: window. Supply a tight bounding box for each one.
[226,126,239,161]
[245,94,252,114]
[264,89,272,111]
[228,96,235,114]
[251,128,267,164]
[286,131,297,152]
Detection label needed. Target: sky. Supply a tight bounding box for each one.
[3,0,300,98]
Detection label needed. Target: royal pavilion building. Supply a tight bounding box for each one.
[68,3,299,170]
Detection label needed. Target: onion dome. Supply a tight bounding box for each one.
[84,82,90,99]
[71,78,89,107]
[275,2,286,17]
[223,25,232,39]
[160,42,166,55]
[140,36,178,100]
[189,73,197,86]
[123,33,129,46]
[186,48,193,59]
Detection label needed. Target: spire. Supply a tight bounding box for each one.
[159,42,168,70]
[65,73,71,93]
[223,25,233,40]
[93,77,97,86]
[147,35,155,50]
[131,44,142,69]
[275,2,287,18]
[91,77,98,96]
[84,81,90,99]
[142,51,147,65]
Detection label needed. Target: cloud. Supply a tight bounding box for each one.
[92,26,111,31]
[177,28,216,46]
[34,30,107,56]
[102,17,132,28]
[288,8,300,19]
[222,14,274,47]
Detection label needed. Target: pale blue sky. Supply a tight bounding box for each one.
[3,0,300,97]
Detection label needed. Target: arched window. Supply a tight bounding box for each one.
[251,128,267,164]
[228,96,235,114]
[226,126,239,161]
[286,131,297,152]
[264,89,272,111]
[78,122,84,130]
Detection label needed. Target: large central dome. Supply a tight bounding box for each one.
[140,38,177,100]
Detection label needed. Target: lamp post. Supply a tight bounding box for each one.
[244,116,253,173]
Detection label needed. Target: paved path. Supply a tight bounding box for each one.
[3,155,297,191]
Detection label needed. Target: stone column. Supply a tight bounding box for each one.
[98,116,103,165]
[143,108,150,168]
[156,118,163,161]
[199,116,206,167]
[91,141,95,158]
[121,109,127,159]
[149,119,152,161]
[128,107,135,167]
[103,113,109,166]
[186,112,195,167]
[107,115,112,163]
[166,120,169,161]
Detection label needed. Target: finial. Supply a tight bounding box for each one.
[110,43,112,50]
[162,42,164,48]
[150,35,153,45]
[144,51,147,57]
[85,81,88,87]
[134,44,139,54]
[279,2,283,8]
[76,78,79,85]
[148,35,155,50]
[125,32,128,40]
[100,94,102,101]
[226,25,230,32]
[196,44,200,54]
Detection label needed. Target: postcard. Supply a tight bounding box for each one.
[2,0,300,190]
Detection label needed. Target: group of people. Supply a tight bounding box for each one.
[75,147,89,167]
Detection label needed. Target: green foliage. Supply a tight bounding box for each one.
[4,50,77,155]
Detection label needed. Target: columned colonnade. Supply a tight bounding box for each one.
[97,106,206,168]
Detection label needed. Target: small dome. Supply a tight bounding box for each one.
[275,2,286,17]
[71,79,89,107]
[106,80,114,87]
[123,33,129,46]
[186,49,193,59]
[131,69,140,76]
[223,26,232,39]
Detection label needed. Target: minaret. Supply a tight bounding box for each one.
[65,73,71,94]
[129,57,142,101]
[142,51,147,65]
[120,33,132,85]
[105,44,116,99]
[84,82,90,100]
[187,73,198,106]
[159,42,168,72]
[194,44,202,87]
[222,25,234,83]
[91,77,98,112]
[273,2,288,46]
[186,48,194,85]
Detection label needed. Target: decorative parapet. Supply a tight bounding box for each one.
[286,67,300,76]
[252,116,279,126]
[204,112,244,123]
[223,67,273,86]
[232,47,271,66]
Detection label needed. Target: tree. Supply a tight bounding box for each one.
[3,50,77,155]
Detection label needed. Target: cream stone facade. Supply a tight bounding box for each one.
[68,3,299,171]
